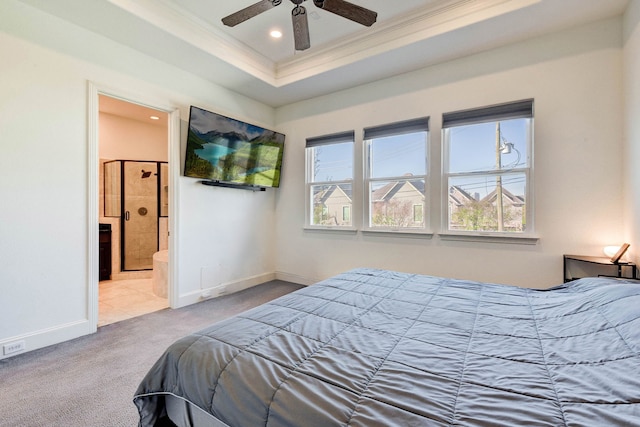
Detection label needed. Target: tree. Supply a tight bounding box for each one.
[452,198,516,231]
[372,199,413,227]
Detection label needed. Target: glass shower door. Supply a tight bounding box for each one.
[123,161,158,270]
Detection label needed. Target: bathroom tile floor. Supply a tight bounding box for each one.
[98,278,169,327]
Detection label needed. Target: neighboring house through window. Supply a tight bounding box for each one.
[343,205,351,222]
[413,204,423,223]
[443,99,533,235]
[364,118,429,231]
[306,131,354,227]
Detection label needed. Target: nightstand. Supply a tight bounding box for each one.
[563,255,636,283]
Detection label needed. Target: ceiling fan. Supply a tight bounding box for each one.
[222,0,378,51]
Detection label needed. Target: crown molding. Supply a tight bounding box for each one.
[95,0,628,91]
[15,0,629,107]
[107,0,277,85]
[274,0,541,86]
[105,0,540,89]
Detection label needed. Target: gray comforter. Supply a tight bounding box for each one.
[134,268,640,426]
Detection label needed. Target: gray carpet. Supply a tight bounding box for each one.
[0,280,303,427]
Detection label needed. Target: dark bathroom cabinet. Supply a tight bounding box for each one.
[99,224,112,281]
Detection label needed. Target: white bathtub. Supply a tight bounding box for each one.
[152,250,169,298]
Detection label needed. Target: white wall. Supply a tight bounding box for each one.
[0,0,633,359]
[0,0,277,358]
[624,0,640,265]
[274,18,625,289]
[99,112,168,162]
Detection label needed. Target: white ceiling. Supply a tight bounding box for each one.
[21,0,629,107]
[99,94,168,126]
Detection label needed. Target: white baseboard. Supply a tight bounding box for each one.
[177,272,277,307]
[275,271,318,286]
[0,272,316,360]
[0,319,92,361]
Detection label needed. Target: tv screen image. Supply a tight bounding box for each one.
[184,106,285,188]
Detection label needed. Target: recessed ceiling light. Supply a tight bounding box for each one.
[150,116,160,120]
[270,29,283,39]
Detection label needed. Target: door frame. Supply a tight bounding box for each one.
[120,160,163,272]
[87,82,181,332]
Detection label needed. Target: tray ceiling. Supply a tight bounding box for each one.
[20,0,629,107]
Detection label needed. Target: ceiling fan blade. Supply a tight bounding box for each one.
[313,0,377,27]
[292,5,311,51]
[222,0,282,27]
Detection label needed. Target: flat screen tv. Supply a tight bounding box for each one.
[184,106,285,189]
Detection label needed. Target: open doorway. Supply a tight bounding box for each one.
[97,95,170,326]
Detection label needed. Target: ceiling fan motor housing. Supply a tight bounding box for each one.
[222,0,377,51]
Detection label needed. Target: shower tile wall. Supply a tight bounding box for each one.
[159,217,169,251]
[100,159,121,276]
[100,159,169,278]
[123,161,158,271]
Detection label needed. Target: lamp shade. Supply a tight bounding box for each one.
[603,245,621,258]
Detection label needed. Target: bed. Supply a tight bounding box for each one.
[134,268,640,426]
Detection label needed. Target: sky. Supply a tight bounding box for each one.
[312,118,529,198]
[448,119,528,197]
[448,119,527,173]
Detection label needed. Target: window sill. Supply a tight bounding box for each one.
[362,229,434,239]
[438,232,539,245]
[301,228,538,244]
[303,226,358,234]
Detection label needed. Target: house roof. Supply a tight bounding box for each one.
[314,184,353,204]
[484,187,525,206]
[315,182,524,209]
[372,179,425,202]
[449,185,524,208]
[448,186,477,206]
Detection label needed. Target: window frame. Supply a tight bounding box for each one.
[305,131,356,230]
[441,99,535,240]
[363,117,430,234]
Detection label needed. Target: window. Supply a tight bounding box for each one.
[413,204,423,223]
[306,131,354,227]
[443,100,533,234]
[342,206,351,222]
[364,118,429,231]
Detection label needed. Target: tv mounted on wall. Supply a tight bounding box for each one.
[184,106,285,190]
